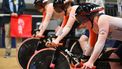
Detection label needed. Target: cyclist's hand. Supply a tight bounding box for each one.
[82,61,95,69]
[35,31,44,38]
[46,42,59,48]
[46,40,63,48]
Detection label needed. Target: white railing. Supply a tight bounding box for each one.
[0,14,43,18]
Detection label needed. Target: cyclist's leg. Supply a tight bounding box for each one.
[78,32,89,54]
[79,29,93,56]
[109,41,122,69]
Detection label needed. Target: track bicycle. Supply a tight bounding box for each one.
[26,36,94,69]
[26,36,121,69]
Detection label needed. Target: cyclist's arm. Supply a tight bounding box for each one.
[38,5,53,36]
[87,15,109,64]
[61,16,69,28]
[56,15,69,36]
[42,11,46,22]
[53,7,76,44]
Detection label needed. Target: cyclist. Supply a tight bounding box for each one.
[52,0,91,54]
[79,0,106,56]
[34,0,75,37]
[49,3,122,69]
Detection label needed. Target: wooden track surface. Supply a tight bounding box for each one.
[0,48,20,69]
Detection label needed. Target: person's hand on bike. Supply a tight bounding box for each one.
[35,31,45,38]
[82,61,95,69]
[46,42,58,48]
[46,39,63,48]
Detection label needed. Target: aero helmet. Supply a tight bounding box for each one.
[53,0,73,13]
[75,3,104,24]
[34,0,48,9]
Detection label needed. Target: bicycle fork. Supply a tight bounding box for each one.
[49,47,61,69]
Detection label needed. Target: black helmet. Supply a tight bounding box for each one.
[53,0,73,13]
[34,0,48,9]
[75,3,104,24]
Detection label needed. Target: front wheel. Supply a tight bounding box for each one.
[27,48,71,69]
[17,37,46,69]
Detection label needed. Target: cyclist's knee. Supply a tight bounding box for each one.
[79,35,88,42]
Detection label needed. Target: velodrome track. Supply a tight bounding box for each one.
[0,48,20,69]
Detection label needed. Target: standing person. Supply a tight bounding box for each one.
[0,25,3,47]
[0,16,3,47]
[1,0,26,58]
[78,0,106,56]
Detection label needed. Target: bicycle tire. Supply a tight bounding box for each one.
[17,37,46,69]
[69,41,83,58]
[27,48,71,69]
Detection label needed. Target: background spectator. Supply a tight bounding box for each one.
[86,0,105,13]
[1,0,26,58]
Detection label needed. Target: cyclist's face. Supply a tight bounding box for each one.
[54,4,64,13]
[35,2,44,11]
[75,14,82,24]
[75,14,89,24]
[35,5,44,12]
[54,8,64,13]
